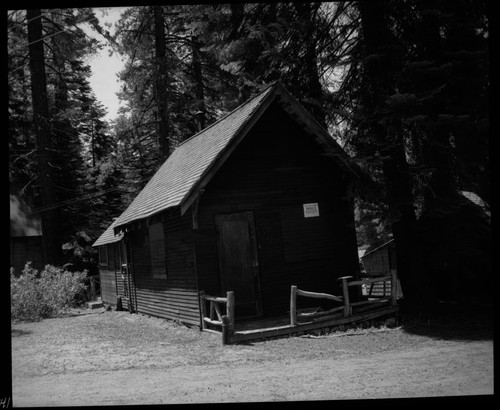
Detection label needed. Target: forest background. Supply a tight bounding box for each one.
[8,1,490,311]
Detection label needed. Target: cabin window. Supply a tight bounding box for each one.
[149,221,167,279]
[98,246,108,266]
[113,243,120,269]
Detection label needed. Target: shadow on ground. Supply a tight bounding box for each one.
[399,302,493,341]
[11,329,32,337]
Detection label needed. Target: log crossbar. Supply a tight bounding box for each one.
[199,291,235,344]
[291,286,344,325]
[356,275,397,305]
[347,276,391,287]
[296,289,343,303]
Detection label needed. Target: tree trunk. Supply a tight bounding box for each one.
[358,1,431,310]
[229,3,244,40]
[192,36,206,131]
[417,2,460,211]
[153,6,170,159]
[27,8,62,265]
[293,2,327,128]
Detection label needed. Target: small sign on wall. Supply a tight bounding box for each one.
[303,202,320,218]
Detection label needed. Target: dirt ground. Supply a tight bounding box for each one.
[10,304,494,407]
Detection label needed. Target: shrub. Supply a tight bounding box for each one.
[11,262,88,321]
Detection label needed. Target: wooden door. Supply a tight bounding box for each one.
[215,212,262,319]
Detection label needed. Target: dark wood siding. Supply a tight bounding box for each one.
[99,268,117,304]
[113,242,128,309]
[194,101,360,316]
[96,243,123,307]
[129,212,199,325]
[107,244,115,270]
[362,243,397,277]
[112,242,130,310]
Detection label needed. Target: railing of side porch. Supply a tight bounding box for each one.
[199,291,235,344]
[198,270,398,345]
[290,269,398,325]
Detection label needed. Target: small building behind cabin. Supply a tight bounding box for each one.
[10,194,45,274]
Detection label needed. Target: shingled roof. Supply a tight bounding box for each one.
[93,218,124,247]
[110,82,362,235]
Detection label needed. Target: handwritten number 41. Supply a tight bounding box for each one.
[0,397,11,408]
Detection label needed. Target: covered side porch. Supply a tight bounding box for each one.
[199,270,400,344]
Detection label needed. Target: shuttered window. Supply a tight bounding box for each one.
[149,221,167,279]
[98,245,108,266]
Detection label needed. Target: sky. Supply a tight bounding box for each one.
[82,7,127,122]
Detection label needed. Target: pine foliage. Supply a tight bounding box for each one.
[8,3,490,307]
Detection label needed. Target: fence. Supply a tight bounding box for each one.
[290,270,397,326]
[199,270,398,344]
[199,291,235,344]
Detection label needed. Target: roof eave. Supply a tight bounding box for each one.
[92,236,123,247]
[113,205,182,235]
[361,239,395,259]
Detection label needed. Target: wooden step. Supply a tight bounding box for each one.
[86,301,103,309]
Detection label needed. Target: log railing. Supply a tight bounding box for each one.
[290,286,345,325]
[199,291,235,344]
[290,270,398,326]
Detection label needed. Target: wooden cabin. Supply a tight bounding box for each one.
[360,239,397,278]
[94,82,364,327]
[359,239,400,298]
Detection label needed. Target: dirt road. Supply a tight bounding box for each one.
[11,308,494,406]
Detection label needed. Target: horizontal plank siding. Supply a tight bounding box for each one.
[99,269,117,304]
[115,274,130,310]
[362,246,395,277]
[108,244,116,271]
[362,280,393,297]
[195,102,360,317]
[129,212,200,326]
[194,217,223,297]
[100,241,134,311]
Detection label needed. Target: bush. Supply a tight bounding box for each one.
[11,262,88,321]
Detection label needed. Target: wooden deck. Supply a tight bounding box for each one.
[234,314,290,332]
[229,305,398,343]
[200,273,400,344]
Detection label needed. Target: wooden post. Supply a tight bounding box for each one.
[226,291,235,335]
[221,315,229,345]
[116,296,123,311]
[90,276,96,301]
[209,300,215,320]
[199,291,206,330]
[290,285,297,326]
[390,269,398,306]
[339,277,351,317]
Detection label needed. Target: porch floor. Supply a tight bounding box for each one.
[227,304,399,343]
[234,314,290,332]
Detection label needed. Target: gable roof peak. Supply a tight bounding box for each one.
[110,82,361,234]
[176,82,278,150]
